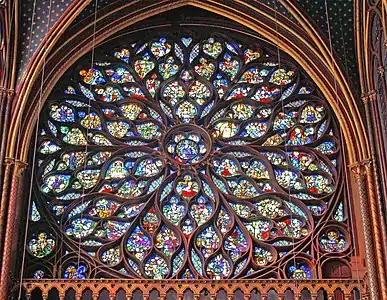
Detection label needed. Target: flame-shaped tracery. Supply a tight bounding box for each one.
[27,31,350,280]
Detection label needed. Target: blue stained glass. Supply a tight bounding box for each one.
[144,253,169,279]
[234,260,247,276]
[114,48,130,63]
[148,175,163,192]
[162,196,186,225]
[224,227,248,261]
[191,250,203,276]
[160,181,173,201]
[287,262,312,279]
[319,229,346,252]
[180,268,194,279]
[79,68,106,85]
[106,67,134,83]
[175,43,184,63]
[30,202,41,222]
[181,37,193,47]
[79,84,95,100]
[201,180,214,199]
[127,259,142,276]
[34,270,45,279]
[68,201,91,219]
[64,264,87,279]
[334,202,344,221]
[50,104,75,122]
[65,86,76,94]
[151,38,171,59]
[189,43,200,63]
[206,254,231,279]
[226,42,239,54]
[34,33,342,280]
[101,247,121,266]
[136,43,147,54]
[66,218,97,238]
[159,57,179,79]
[126,226,151,259]
[57,193,82,200]
[104,220,131,240]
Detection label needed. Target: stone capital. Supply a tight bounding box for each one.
[4,157,15,165]
[361,94,369,103]
[0,87,15,99]
[349,160,371,179]
[368,90,377,102]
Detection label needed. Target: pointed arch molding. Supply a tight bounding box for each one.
[7,0,369,164]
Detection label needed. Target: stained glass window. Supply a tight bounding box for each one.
[27,31,350,280]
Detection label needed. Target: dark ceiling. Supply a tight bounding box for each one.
[17,0,358,91]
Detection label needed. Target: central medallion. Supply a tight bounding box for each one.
[164,125,212,166]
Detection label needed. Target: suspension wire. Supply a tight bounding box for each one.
[17,0,53,298]
[5,0,16,84]
[324,0,362,295]
[77,0,99,271]
[273,1,299,292]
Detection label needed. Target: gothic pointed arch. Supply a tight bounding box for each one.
[0,1,382,299]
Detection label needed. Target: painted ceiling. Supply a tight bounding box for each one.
[17,0,358,91]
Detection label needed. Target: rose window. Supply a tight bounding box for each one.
[30,32,347,280]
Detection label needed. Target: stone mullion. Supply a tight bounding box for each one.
[351,164,380,300]
[0,160,27,300]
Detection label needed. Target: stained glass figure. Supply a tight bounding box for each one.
[28,232,55,258]
[319,229,347,252]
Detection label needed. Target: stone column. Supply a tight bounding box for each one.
[0,160,27,300]
[363,93,387,300]
[364,162,387,300]
[351,163,380,300]
[0,158,13,261]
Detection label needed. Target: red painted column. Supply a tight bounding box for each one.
[0,160,27,300]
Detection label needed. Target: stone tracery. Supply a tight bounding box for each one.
[28,32,348,280]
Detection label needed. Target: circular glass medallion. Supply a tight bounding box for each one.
[164,125,212,166]
[176,139,199,161]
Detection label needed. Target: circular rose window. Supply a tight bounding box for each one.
[30,31,345,280]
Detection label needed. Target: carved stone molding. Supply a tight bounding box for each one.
[20,279,367,300]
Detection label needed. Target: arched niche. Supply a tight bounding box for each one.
[322,260,352,279]
[116,289,126,300]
